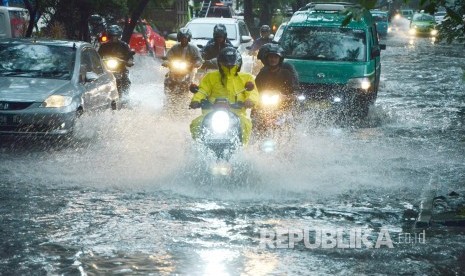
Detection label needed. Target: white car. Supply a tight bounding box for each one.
[184,17,254,73]
[434,11,446,24]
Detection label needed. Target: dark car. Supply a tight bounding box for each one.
[0,38,119,135]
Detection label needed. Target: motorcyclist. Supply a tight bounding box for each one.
[248,25,273,54]
[255,44,297,96]
[98,25,134,95]
[163,27,203,83]
[201,24,233,69]
[98,25,134,66]
[189,46,259,145]
[257,43,299,87]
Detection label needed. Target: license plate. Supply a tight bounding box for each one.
[0,115,21,126]
[305,100,331,110]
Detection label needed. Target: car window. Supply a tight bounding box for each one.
[187,22,238,40]
[372,14,388,22]
[238,21,249,37]
[0,43,74,80]
[207,7,232,18]
[87,48,104,75]
[413,13,434,21]
[281,26,367,62]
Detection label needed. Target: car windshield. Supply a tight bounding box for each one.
[413,13,435,21]
[186,23,237,40]
[0,44,75,80]
[372,13,388,22]
[281,26,366,62]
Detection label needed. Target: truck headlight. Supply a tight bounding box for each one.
[348,77,371,91]
[42,95,72,108]
[211,110,230,134]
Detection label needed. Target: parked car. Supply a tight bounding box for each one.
[129,20,166,58]
[0,6,29,38]
[409,12,438,37]
[0,38,119,135]
[370,10,389,37]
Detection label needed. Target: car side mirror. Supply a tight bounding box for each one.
[244,81,254,91]
[85,72,99,82]
[241,35,252,43]
[189,83,199,93]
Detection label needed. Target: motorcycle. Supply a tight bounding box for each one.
[162,58,194,92]
[190,82,254,160]
[252,90,295,137]
[102,56,133,100]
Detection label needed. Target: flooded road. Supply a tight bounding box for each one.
[1,33,465,275]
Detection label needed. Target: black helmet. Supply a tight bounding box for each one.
[177,27,192,42]
[217,46,242,72]
[107,25,122,38]
[213,24,227,39]
[265,44,285,64]
[260,25,271,33]
[257,43,273,64]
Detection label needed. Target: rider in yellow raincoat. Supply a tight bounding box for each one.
[189,47,259,145]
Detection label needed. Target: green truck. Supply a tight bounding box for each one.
[280,2,386,117]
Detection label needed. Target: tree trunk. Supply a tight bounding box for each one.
[243,0,254,31]
[258,0,272,27]
[122,0,151,43]
[23,0,38,38]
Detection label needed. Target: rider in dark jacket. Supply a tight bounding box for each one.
[255,44,297,96]
[98,25,134,64]
[248,25,273,54]
[257,43,299,88]
[201,24,233,69]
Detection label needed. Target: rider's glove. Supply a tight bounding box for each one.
[244,99,254,108]
[189,101,201,109]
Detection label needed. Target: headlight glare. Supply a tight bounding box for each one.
[261,93,280,106]
[431,29,438,36]
[211,110,230,134]
[105,59,119,70]
[42,95,72,108]
[348,77,371,90]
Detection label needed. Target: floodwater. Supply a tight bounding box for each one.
[1,30,465,275]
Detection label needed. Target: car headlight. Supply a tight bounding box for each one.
[211,110,230,134]
[261,93,281,106]
[42,95,73,108]
[409,27,417,35]
[105,59,120,70]
[348,77,371,91]
[431,29,438,36]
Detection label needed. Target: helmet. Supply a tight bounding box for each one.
[217,46,242,72]
[257,43,273,64]
[265,44,285,64]
[177,27,192,42]
[260,25,271,34]
[107,25,122,38]
[213,24,227,39]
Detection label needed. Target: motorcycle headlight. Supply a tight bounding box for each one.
[105,59,119,70]
[409,27,417,35]
[431,29,438,36]
[42,95,72,108]
[348,77,371,91]
[172,60,188,71]
[211,110,230,134]
[261,93,281,106]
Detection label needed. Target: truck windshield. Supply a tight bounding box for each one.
[281,26,367,62]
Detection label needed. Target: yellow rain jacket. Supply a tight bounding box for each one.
[190,69,259,145]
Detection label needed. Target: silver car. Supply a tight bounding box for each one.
[0,39,119,135]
